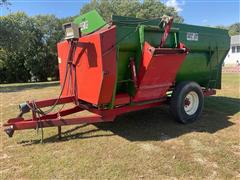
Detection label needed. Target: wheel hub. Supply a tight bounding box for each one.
[184,98,190,106]
[184,91,199,115]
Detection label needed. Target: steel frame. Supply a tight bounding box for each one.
[3,88,216,138]
[3,95,167,136]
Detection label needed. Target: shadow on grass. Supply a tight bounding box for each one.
[0,81,60,93]
[94,96,239,142]
[18,96,239,145]
[18,124,115,146]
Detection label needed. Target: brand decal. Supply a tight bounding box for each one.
[79,21,89,30]
[186,32,199,41]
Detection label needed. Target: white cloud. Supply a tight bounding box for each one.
[165,0,183,12]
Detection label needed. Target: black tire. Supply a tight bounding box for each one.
[170,81,204,124]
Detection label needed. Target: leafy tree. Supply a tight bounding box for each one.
[0,48,7,82]
[0,12,35,82]
[80,0,183,23]
[228,23,240,36]
[136,0,183,22]
[28,15,64,81]
[0,12,64,83]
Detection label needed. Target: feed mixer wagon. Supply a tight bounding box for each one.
[4,10,230,140]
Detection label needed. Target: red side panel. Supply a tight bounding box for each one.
[98,27,117,103]
[133,42,187,102]
[114,93,130,106]
[57,26,116,105]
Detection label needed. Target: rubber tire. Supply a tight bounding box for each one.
[170,81,204,124]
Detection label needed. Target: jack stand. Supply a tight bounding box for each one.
[58,126,62,140]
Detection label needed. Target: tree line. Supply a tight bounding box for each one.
[0,0,239,83]
[0,13,75,83]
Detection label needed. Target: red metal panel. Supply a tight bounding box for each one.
[57,26,117,105]
[203,89,216,96]
[160,17,174,47]
[134,42,187,102]
[27,96,75,108]
[114,93,130,105]
[98,28,117,104]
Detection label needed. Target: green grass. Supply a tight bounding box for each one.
[1,73,239,179]
[0,81,59,93]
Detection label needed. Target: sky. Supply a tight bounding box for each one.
[0,0,239,26]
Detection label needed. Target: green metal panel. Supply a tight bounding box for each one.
[113,16,179,95]
[73,10,106,35]
[173,23,230,89]
[112,15,230,92]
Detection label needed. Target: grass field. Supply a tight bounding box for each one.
[0,73,239,179]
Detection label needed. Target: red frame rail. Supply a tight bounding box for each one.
[3,88,215,138]
[3,95,167,137]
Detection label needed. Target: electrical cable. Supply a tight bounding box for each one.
[26,40,78,141]
[27,40,77,116]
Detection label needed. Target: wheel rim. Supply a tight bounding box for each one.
[184,91,199,115]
